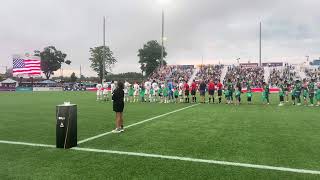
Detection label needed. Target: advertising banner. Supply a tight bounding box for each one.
[33,87,63,92]
[16,87,33,92]
[240,63,259,68]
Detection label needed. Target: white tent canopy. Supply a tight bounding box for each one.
[1,78,17,84]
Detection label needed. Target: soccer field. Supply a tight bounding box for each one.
[0,92,319,180]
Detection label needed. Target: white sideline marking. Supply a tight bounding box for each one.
[77,103,200,144]
[0,140,55,148]
[0,139,320,175]
[72,147,320,175]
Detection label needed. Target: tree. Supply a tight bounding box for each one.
[80,75,85,81]
[106,72,144,83]
[39,46,71,79]
[4,68,13,78]
[70,72,77,82]
[138,40,167,77]
[89,46,117,83]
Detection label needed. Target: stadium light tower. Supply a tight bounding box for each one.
[259,22,262,66]
[102,16,106,83]
[236,58,240,64]
[157,0,170,68]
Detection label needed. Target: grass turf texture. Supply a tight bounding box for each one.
[0,92,319,179]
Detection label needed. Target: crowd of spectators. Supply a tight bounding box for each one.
[305,68,320,81]
[195,65,224,83]
[149,65,194,82]
[170,65,194,82]
[149,66,174,82]
[150,64,319,88]
[224,66,264,88]
[269,64,298,87]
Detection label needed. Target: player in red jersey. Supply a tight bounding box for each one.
[217,80,223,104]
[184,81,190,103]
[208,80,215,103]
[191,80,198,103]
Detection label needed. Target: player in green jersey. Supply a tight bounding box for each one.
[308,79,315,106]
[291,88,296,105]
[246,89,252,104]
[158,85,164,103]
[316,83,320,107]
[174,87,179,103]
[278,81,285,106]
[263,82,270,105]
[227,79,234,104]
[128,85,134,103]
[163,86,169,103]
[150,88,155,102]
[302,79,308,106]
[224,87,229,104]
[294,80,302,106]
[139,85,146,102]
[235,89,241,105]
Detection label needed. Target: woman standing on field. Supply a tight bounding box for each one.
[112,81,125,133]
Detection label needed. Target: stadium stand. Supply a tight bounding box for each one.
[149,65,195,82]
[195,64,224,83]
[305,68,320,81]
[268,64,301,87]
[224,66,264,87]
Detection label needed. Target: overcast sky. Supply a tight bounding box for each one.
[0,0,319,76]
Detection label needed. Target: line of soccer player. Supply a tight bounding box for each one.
[96,79,320,106]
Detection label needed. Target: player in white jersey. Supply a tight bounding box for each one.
[124,81,130,102]
[103,82,109,101]
[179,81,184,103]
[96,83,103,101]
[133,82,140,102]
[151,80,159,102]
[144,80,151,102]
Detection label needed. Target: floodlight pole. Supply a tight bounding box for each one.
[259,22,262,67]
[160,9,164,68]
[102,16,106,84]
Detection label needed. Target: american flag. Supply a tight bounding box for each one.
[13,56,41,76]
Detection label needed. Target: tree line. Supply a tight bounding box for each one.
[3,40,167,82]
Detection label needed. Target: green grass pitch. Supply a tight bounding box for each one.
[0,92,319,179]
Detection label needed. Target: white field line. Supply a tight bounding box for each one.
[77,103,200,144]
[72,147,320,175]
[0,140,55,148]
[0,139,320,175]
